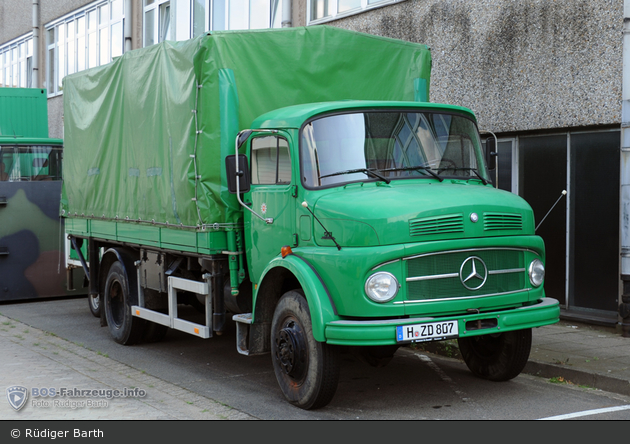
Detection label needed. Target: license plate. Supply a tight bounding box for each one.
[396,320,459,343]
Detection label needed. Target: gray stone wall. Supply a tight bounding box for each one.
[327,0,622,133]
[0,1,33,44]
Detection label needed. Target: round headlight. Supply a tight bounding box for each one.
[365,272,399,303]
[529,259,545,287]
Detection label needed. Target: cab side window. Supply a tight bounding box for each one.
[251,136,291,185]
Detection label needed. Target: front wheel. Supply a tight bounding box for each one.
[271,290,340,410]
[458,328,532,381]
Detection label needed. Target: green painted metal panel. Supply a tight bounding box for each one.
[116,223,161,245]
[0,88,49,138]
[197,231,228,253]
[65,217,89,235]
[161,229,198,249]
[65,218,228,255]
[324,298,559,346]
[90,220,117,237]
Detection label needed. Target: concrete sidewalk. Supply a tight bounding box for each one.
[0,313,255,420]
[525,320,630,396]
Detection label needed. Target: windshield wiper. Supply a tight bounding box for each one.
[320,168,391,184]
[378,165,443,182]
[437,167,490,185]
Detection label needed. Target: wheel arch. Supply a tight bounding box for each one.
[254,254,339,342]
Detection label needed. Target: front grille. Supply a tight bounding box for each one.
[405,249,527,301]
[409,214,464,237]
[483,212,522,231]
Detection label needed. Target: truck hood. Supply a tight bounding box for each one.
[311,181,536,247]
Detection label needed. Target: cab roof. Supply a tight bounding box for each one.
[250,100,478,130]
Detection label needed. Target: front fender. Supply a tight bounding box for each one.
[255,253,339,342]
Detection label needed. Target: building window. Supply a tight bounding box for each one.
[45,0,125,97]
[190,0,282,38]
[0,35,33,88]
[144,0,172,46]
[307,0,405,24]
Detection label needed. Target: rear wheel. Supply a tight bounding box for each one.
[103,260,145,345]
[271,290,340,410]
[458,328,532,381]
[88,294,100,317]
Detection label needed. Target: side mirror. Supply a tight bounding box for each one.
[226,154,250,194]
[485,136,497,171]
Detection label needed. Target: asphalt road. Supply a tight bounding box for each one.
[2,296,630,420]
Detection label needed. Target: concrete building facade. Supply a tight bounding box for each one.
[0,0,626,329]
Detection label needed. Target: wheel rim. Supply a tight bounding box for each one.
[90,295,100,310]
[108,281,125,328]
[275,317,308,382]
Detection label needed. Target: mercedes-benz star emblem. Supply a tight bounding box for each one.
[459,256,488,290]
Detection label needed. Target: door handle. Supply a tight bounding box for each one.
[0,247,8,256]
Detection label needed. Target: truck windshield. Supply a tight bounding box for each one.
[300,111,487,188]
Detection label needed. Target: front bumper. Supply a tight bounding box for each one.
[325,297,559,346]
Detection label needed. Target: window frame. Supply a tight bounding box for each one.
[307,0,407,25]
[250,135,292,185]
[45,0,125,97]
[143,0,172,47]
[0,144,64,182]
[189,0,282,38]
[0,33,33,89]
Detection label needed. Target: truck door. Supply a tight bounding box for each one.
[244,133,296,283]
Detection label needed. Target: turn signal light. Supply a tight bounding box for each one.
[281,245,293,258]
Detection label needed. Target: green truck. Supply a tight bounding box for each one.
[62,26,559,409]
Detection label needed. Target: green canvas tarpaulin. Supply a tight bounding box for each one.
[61,26,431,229]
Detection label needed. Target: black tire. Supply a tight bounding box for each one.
[103,260,146,345]
[88,294,101,318]
[458,328,532,381]
[271,290,340,410]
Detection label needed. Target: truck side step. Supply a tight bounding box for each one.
[132,275,213,339]
[232,313,252,355]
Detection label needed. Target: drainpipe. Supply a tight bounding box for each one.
[282,0,292,27]
[32,0,39,88]
[124,0,132,52]
[620,0,630,337]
